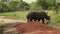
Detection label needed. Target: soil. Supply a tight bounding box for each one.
[0,16,26,34]
[0,16,60,34]
[14,22,60,34]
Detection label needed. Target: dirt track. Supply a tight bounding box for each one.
[0,16,26,34]
[0,16,60,34]
[0,16,26,25]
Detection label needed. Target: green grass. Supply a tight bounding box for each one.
[0,10,60,30]
[0,10,60,23]
[47,10,60,23]
[53,13,60,22]
[0,11,28,20]
[45,10,60,23]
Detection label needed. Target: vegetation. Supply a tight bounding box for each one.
[0,0,60,23]
[0,11,28,20]
[0,10,60,23]
[0,0,59,12]
[0,0,30,12]
[37,0,60,13]
[0,0,60,33]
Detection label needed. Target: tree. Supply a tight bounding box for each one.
[37,0,48,9]
[36,0,57,9]
[8,1,22,11]
[36,0,60,13]
[30,2,41,10]
[22,2,30,10]
[8,0,30,11]
[0,2,8,12]
[1,0,9,2]
[54,2,60,14]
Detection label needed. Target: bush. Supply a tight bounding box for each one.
[0,1,30,13]
[0,2,8,13]
[7,1,30,11]
[30,2,41,10]
[8,1,21,11]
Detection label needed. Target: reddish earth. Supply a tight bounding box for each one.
[14,22,60,34]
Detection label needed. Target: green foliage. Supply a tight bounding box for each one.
[0,1,30,13]
[36,0,60,14]
[0,11,28,20]
[19,2,30,11]
[0,2,8,12]
[36,0,60,11]
[53,13,60,22]
[46,10,60,23]
[8,1,21,11]
[1,0,7,2]
[37,0,51,9]
[30,2,41,10]
[0,11,60,23]
[8,1,30,11]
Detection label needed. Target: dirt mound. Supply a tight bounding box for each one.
[14,22,60,34]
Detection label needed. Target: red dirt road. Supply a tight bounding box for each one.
[14,22,60,34]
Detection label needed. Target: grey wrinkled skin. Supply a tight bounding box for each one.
[26,10,50,24]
